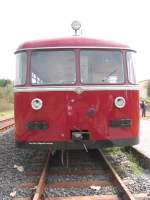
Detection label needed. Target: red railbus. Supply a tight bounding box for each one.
[14,36,139,150]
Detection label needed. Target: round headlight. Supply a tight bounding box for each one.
[114,97,126,108]
[31,98,43,110]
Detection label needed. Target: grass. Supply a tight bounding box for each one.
[104,147,123,156]
[0,110,14,120]
[104,147,143,175]
[126,152,143,175]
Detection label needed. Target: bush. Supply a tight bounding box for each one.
[0,99,13,112]
[0,79,11,87]
[0,80,14,112]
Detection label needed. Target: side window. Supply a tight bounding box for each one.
[127,51,136,84]
[15,52,27,86]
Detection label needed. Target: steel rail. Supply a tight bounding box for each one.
[0,118,14,132]
[0,117,14,123]
[32,150,51,200]
[99,149,136,200]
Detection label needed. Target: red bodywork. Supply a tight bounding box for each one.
[15,90,139,141]
[14,37,139,149]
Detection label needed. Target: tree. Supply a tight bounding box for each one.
[0,79,13,103]
[0,87,3,98]
[0,79,12,87]
[0,79,7,87]
[147,80,150,97]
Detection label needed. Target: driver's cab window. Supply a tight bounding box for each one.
[80,50,124,84]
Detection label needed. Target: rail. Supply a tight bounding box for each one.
[99,149,136,200]
[0,117,14,133]
[32,150,51,200]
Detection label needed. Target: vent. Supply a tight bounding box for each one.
[111,119,132,128]
[27,121,49,130]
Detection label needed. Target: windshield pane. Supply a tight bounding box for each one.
[15,52,27,86]
[31,50,76,85]
[80,50,124,84]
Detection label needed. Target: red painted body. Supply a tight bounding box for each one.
[17,37,129,50]
[15,90,139,141]
[14,37,139,149]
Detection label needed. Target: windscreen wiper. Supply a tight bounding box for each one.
[101,69,117,82]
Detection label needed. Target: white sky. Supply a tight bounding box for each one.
[0,0,150,81]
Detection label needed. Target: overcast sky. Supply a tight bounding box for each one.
[0,0,150,81]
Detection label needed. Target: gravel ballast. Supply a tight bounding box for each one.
[0,130,150,199]
[0,130,47,199]
[104,148,150,198]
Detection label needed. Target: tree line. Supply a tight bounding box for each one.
[0,79,12,87]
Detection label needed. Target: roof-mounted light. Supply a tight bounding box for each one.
[71,20,81,35]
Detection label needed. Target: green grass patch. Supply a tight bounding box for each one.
[0,110,14,120]
[104,147,123,156]
[126,152,143,175]
[104,147,143,175]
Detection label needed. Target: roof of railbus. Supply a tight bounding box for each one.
[16,37,132,51]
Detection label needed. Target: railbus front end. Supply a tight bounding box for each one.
[14,37,139,150]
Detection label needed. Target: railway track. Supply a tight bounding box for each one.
[0,117,15,133]
[12,148,149,200]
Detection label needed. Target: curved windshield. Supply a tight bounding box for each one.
[15,52,27,86]
[80,50,124,84]
[31,50,76,85]
[126,51,136,84]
